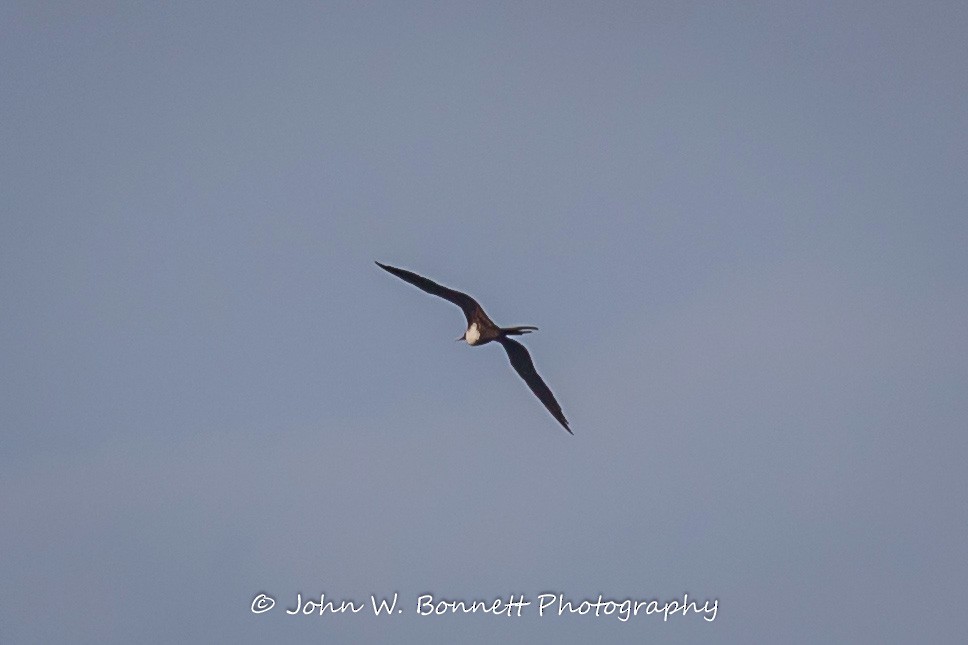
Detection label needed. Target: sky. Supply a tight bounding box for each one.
[2,2,966,643]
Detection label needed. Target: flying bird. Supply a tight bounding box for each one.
[375,261,571,434]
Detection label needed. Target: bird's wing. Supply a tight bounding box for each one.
[496,337,571,434]
[375,262,480,324]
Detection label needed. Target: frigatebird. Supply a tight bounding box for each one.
[375,261,571,434]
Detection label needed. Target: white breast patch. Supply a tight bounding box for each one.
[465,323,481,345]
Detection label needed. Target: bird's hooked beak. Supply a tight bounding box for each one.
[455,333,465,342]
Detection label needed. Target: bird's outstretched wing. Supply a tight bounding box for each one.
[375,261,481,324]
[496,337,571,434]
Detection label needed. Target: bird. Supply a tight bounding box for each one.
[375,261,571,434]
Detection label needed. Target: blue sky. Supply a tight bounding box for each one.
[2,2,966,643]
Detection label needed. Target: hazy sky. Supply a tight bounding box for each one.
[2,2,966,643]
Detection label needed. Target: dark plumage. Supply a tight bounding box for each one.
[375,261,571,434]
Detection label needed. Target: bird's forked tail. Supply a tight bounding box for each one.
[500,326,538,336]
